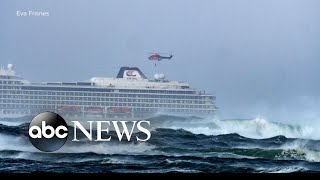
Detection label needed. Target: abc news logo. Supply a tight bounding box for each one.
[28,112,151,152]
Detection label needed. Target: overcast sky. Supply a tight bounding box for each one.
[1,0,320,123]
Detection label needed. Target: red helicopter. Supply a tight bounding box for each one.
[148,53,173,61]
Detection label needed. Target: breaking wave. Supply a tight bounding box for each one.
[154,115,319,140]
[1,115,320,172]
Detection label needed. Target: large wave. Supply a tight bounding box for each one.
[1,115,320,165]
[154,115,319,140]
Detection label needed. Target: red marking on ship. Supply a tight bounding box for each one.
[126,70,136,76]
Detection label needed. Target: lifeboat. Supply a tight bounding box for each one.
[107,107,131,113]
[85,106,103,113]
[57,106,81,112]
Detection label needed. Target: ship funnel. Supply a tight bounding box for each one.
[116,67,147,79]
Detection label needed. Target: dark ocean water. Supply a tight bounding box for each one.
[1,115,320,173]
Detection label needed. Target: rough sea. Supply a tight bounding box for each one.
[1,115,320,173]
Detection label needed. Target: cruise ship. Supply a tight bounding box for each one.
[0,64,216,121]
